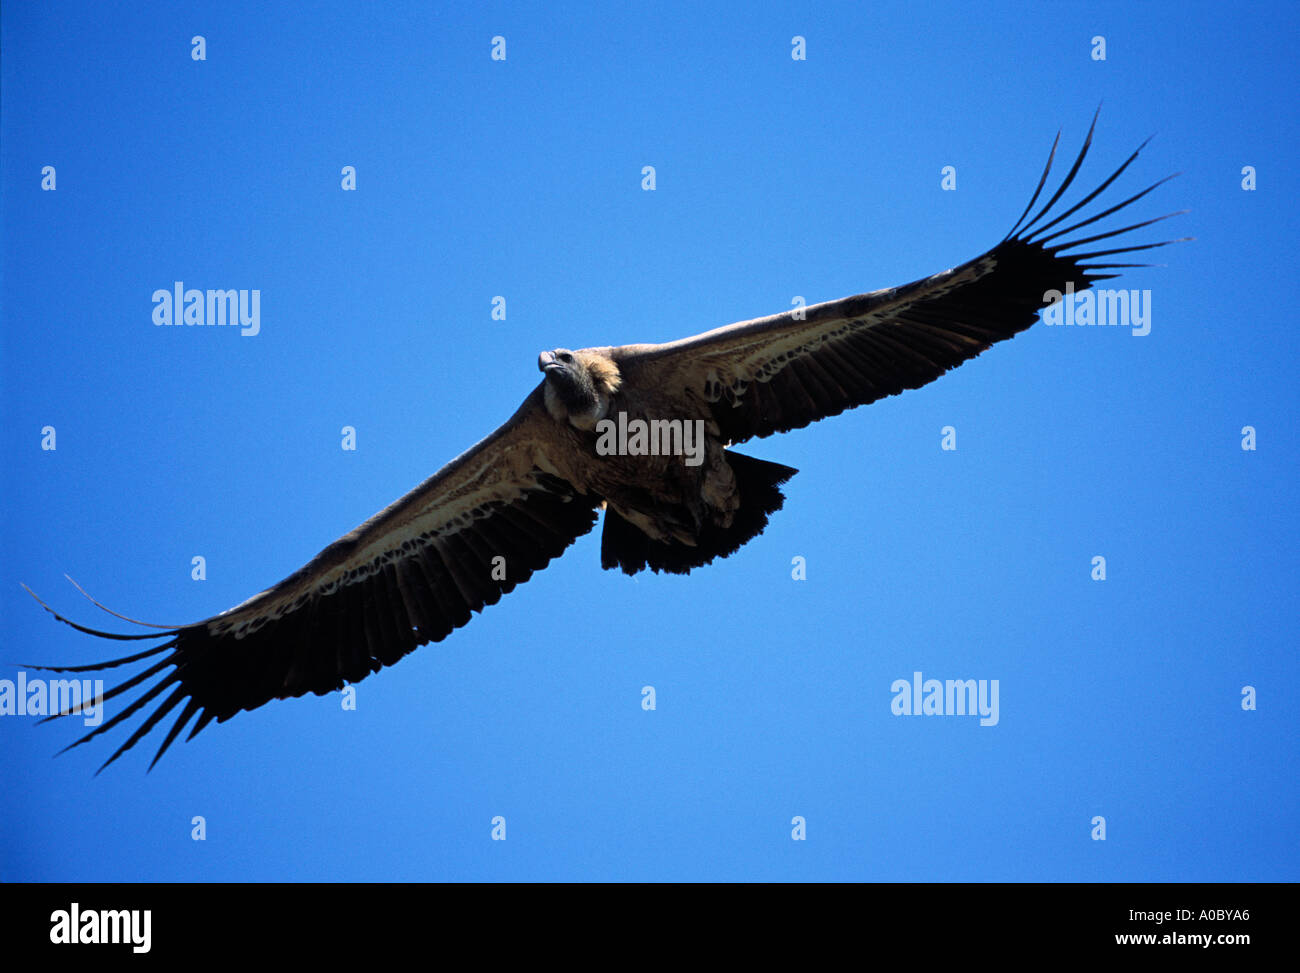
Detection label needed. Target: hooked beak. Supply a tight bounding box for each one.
[538,351,560,372]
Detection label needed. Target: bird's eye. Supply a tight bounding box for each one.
[559,352,574,362]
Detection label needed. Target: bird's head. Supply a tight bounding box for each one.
[538,347,622,430]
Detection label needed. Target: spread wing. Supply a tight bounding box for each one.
[613,113,1186,445]
[27,387,600,771]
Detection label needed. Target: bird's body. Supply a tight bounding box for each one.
[28,112,1185,770]
[537,345,792,562]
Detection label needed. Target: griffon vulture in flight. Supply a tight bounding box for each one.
[27,114,1183,770]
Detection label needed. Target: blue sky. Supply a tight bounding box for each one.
[2,0,1296,881]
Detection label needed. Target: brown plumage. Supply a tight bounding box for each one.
[27,112,1184,770]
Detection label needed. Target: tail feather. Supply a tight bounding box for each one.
[600,451,797,575]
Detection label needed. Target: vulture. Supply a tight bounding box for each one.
[27,112,1183,771]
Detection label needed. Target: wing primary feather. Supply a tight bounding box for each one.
[1001,132,1061,241]
[149,697,202,771]
[1029,175,1182,245]
[1018,137,1154,242]
[110,683,189,775]
[23,642,173,673]
[59,669,182,759]
[1056,239,1188,261]
[21,584,179,642]
[1046,210,1188,251]
[1015,105,1101,238]
[185,709,217,742]
[62,575,181,629]
[36,653,179,724]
